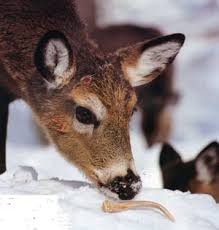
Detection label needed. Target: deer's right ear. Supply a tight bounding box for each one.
[118,33,185,87]
[159,143,182,169]
[195,141,219,183]
[35,31,76,89]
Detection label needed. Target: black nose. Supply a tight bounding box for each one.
[106,169,142,200]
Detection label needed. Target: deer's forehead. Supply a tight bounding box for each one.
[93,71,137,110]
[94,80,136,114]
[68,81,136,116]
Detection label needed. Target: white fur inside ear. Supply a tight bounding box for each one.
[196,149,218,183]
[45,39,70,87]
[127,41,181,87]
[196,159,212,184]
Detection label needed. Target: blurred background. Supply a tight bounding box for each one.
[5,0,219,186]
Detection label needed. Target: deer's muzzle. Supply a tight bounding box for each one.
[100,169,142,200]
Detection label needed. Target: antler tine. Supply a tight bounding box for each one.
[102,200,175,222]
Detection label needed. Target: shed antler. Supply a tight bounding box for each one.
[102,200,175,222]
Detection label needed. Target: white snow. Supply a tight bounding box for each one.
[1,166,219,230]
[1,0,219,229]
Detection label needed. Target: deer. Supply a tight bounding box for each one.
[0,0,185,200]
[77,0,178,146]
[159,142,219,202]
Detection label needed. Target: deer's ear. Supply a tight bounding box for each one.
[118,33,185,87]
[159,143,182,169]
[195,141,219,183]
[35,31,76,89]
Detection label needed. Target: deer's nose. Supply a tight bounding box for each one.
[106,169,142,200]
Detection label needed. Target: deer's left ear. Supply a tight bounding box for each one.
[118,33,185,87]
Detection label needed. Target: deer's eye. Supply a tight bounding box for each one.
[76,106,99,127]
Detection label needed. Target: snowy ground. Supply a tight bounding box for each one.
[1,166,219,230]
[1,0,219,229]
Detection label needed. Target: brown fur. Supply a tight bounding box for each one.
[189,179,219,202]
[0,0,133,181]
[160,142,219,202]
[90,25,177,146]
[76,0,177,146]
[0,0,184,199]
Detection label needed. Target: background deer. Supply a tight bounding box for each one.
[160,142,219,202]
[77,0,178,146]
[0,0,184,199]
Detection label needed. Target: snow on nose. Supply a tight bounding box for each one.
[105,169,142,200]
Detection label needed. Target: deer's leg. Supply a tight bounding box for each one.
[0,93,11,174]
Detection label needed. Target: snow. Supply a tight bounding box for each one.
[1,129,219,229]
[0,166,219,230]
[1,0,219,229]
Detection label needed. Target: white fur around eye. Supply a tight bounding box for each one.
[127,41,181,87]
[72,117,94,136]
[71,94,107,135]
[73,94,107,121]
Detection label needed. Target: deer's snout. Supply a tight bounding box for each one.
[102,169,142,200]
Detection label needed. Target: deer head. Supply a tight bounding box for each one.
[32,31,185,199]
[160,142,219,202]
